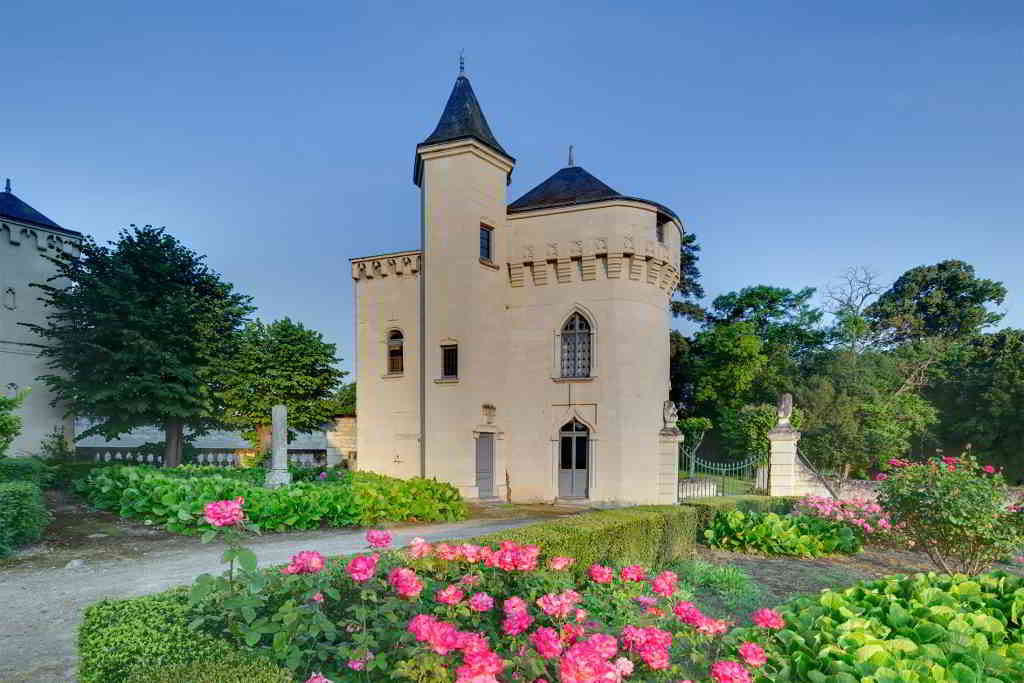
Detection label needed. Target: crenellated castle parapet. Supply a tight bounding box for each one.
[1,221,82,259]
[351,250,422,280]
[507,235,679,294]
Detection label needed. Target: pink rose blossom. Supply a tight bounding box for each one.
[437,585,465,605]
[468,592,495,612]
[282,550,326,575]
[620,565,647,582]
[203,497,245,527]
[366,529,392,548]
[548,556,575,570]
[502,610,533,636]
[345,553,379,582]
[503,596,528,614]
[408,537,433,559]
[588,564,614,583]
[437,542,460,561]
[389,567,424,598]
[983,465,996,474]
[652,570,678,597]
[614,657,634,676]
[737,642,767,667]
[530,627,563,659]
[710,660,752,683]
[347,660,365,671]
[305,674,331,683]
[874,473,888,481]
[752,608,784,630]
[311,592,324,603]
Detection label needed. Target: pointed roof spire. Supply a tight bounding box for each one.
[0,181,80,235]
[459,49,465,76]
[414,65,514,186]
[568,145,575,167]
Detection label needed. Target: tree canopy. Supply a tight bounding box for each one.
[27,226,253,466]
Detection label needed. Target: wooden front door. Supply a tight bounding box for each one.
[475,433,495,498]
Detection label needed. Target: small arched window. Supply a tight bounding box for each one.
[2,287,15,310]
[387,330,404,375]
[560,313,592,378]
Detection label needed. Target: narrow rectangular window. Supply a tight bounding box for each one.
[656,222,665,243]
[442,344,458,379]
[479,225,493,261]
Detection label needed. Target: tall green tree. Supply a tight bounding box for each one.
[928,329,1024,479]
[866,259,1006,344]
[671,231,706,322]
[217,318,346,451]
[27,226,252,466]
[688,321,766,416]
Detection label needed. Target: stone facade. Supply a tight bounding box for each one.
[0,190,81,456]
[352,73,682,505]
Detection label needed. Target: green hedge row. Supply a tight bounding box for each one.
[468,505,701,572]
[0,481,51,557]
[0,456,54,485]
[79,589,291,683]
[76,465,468,534]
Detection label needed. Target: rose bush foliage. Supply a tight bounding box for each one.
[878,453,1024,574]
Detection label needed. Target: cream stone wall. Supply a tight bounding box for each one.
[352,251,421,478]
[0,220,79,456]
[420,140,516,499]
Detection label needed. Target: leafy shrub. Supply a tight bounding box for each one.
[727,571,1024,682]
[0,389,25,457]
[0,481,50,556]
[794,495,904,547]
[467,505,701,573]
[0,456,54,485]
[124,652,292,683]
[681,495,798,534]
[704,510,861,557]
[78,591,237,683]
[879,453,1024,574]
[76,465,466,533]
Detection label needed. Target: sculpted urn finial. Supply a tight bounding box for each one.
[662,400,680,429]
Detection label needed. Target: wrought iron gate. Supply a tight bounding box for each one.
[678,448,770,499]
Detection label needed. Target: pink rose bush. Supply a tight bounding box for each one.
[185,530,784,682]
[794,495,901,544]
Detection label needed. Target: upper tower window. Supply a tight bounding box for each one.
[656,222,665,243]
[442,344,459,379]
[387,330,404,375]
[560,313,592,378]
[480,224,493,262]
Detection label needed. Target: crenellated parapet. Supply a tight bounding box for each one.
[507,235,679,294]
[351,250,422,280]
[1,221,82,258]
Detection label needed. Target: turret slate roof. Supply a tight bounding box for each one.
[507,165,681,225]
[0,184,81,236]
[415,74,513,186]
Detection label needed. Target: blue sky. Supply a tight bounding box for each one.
[4,1,1022,373]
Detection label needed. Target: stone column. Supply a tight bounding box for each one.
[768,424,801,497]
[265,404,292,488]
[659,427,684,504]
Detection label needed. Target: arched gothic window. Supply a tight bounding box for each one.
[560,313,592,378]
[387,330,404,374]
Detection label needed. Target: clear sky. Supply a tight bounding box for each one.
[4,1,1022,373]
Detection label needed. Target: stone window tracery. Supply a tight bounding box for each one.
[387,330,404,375]
[560,313,592,378]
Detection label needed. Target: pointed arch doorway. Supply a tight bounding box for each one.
[558,420,590,498]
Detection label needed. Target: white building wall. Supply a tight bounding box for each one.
[0,220,79,456]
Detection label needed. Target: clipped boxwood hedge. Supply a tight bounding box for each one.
[79,590,239,683]
[681,495,798,534]
[124,651,292,683]
[0,456,53,485]
[467,505,701,571]
[0,481,51,556]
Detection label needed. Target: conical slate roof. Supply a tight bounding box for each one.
[508,165,680,224]
[0,182,80,236]
[414,74,513,186]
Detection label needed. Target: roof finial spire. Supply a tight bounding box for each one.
[568,145,574,167]
[3,178,9,193]
[459,49,465,76]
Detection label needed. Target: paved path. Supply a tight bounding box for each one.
[0,517,545,682]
